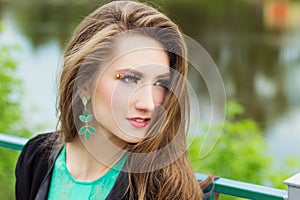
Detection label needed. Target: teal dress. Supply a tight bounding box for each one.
[48,146,127,200]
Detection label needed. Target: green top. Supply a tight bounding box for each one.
[48,146,127,200]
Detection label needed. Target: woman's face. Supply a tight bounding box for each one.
[92,36,170,144]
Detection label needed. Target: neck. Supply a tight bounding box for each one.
[65,136,124,182]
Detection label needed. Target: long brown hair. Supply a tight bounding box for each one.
[57,1,202,199]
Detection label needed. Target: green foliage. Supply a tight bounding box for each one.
[0,23,4,32]
[267,157,300,189]
[189,101,300,198]
[0,29,30,199]
[189,101,271,200]
[0,46,21,132]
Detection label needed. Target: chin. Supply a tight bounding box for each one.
[117,133,144,144]
[123,137,144,144]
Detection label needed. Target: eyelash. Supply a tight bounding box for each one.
[117,73,170,89]
[120,74,140,84]
[154,79,170,88]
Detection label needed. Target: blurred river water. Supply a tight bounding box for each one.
[0,0,300,167]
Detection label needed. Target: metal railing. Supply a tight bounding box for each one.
[196,174,287,200]
[1,132,298,200]
[0,132,28,151]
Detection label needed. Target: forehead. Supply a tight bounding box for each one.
[105,35,170,72]
[113,35,165,55]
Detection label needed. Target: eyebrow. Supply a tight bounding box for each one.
[116,68,171,79]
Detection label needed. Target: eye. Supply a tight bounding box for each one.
[119,74,140,84]
[154,79,170,89]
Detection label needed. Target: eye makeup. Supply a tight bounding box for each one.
[154,79,171,89]
[115,69,171,88]
[115,72,141,84]
[115,73,124,79]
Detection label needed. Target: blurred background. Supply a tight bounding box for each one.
[0,0,299,199]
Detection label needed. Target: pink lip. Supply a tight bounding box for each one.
[127,117,150,128]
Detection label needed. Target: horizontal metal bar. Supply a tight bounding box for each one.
[196,173,288,200]
[0,133,28,151]
[0,133,288,200]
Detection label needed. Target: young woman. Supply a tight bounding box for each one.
[15,1,203,199]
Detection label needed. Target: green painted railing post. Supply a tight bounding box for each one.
[207,193,215,200]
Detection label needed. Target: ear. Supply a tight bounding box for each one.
[79,86,91,101]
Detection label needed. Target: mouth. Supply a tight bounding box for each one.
[127,117,150,128]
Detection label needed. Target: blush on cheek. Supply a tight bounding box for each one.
[97,81,113,107]
[153,89,166,105]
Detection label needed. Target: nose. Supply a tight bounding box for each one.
[134,84,155,112]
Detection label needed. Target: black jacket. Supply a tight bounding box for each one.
[15,133,130,200]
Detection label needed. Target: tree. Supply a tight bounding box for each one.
[189,101,271,200]
[0,26,30,199]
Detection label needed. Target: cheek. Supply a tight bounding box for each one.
[96,81,113,107]
[94,78,121,118]
[95,79,129,114]
[152,87,167,105]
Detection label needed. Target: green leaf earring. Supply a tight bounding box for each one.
[79,96,96,141]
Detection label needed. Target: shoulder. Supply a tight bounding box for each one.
[15,132,59,200]
[17,132,60,171]
[25,132,57,148]
[19,132,58,161]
